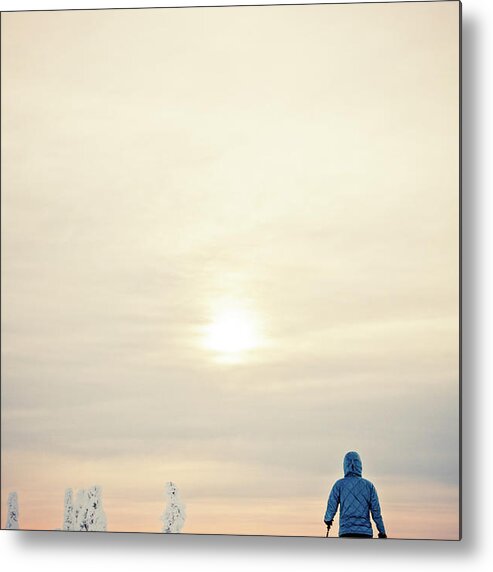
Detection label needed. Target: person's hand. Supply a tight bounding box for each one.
[324,520,332,530]
[378,532,387,539]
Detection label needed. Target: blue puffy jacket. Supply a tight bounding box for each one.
[324,451,386,537]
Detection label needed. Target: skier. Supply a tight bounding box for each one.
[324,451,387,538]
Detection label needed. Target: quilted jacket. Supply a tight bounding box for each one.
[324,451,386,537]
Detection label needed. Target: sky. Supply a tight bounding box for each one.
[1,2,459,538]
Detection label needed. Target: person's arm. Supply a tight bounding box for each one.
[370,484,387,538]
[324,481,340,527]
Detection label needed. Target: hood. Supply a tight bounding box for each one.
[344,451,363,477]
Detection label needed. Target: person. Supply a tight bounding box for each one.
[324,451,387,538]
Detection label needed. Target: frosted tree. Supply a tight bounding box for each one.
[74,488,88,531]
[63,488,75,531]
[5,492,19,529]
[71,486,106,531]
[84,486,107,531]
[161,481,185,533]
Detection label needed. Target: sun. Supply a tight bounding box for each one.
[203,305,261,361]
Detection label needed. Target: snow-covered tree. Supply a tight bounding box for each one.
[84,486,107,531]
[63,488,75,531]
[74,488,87,531]
[161,481,185,533]
[5,492,19,529]
[71,486,106,531]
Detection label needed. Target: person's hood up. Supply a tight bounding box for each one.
[344,451,363,477]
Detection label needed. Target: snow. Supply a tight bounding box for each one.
[5,492,19,530]
[69,486,106,531]
[161,482,185,533]
[63,488,75,531]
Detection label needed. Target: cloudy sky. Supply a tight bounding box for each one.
[1,2,459,538]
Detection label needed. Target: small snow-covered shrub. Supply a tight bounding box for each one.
[5,492,19,529]
[63,488,75,531]
[162,481,185,533]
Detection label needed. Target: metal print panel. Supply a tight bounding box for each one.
[0,1,461,539]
